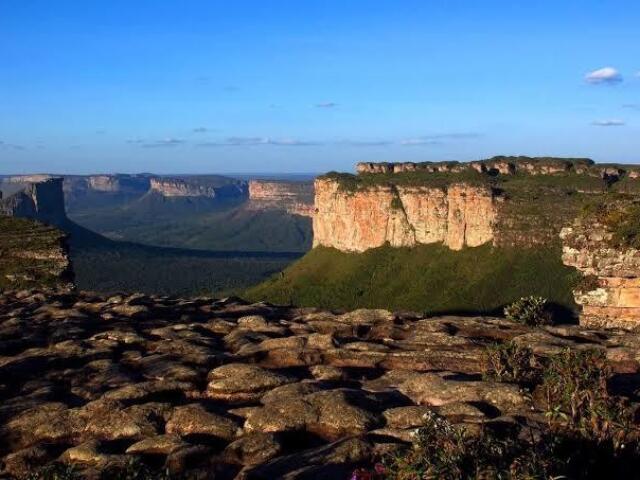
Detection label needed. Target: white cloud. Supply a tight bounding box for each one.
[399,133,480,146]
[591,119,625,126]
[142,138,186,148]
[315,102,337,108]
[335,139,393,147]
[198,137,319,147]
[399,138,442,146]
[192,127,209,133]
[585,67,623,84]
[0,140,26,151]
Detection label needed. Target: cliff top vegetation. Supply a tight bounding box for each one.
[319,156,640,195]
[0,216,70,289]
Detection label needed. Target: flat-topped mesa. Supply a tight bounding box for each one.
[356,157,639,180]
[2,174,55,184]
[86,174,124,192]
[313,177,497,252]
[0,178,67,227]
[248,180,315,217]
[150,177,217,197]
[149,177,248,199]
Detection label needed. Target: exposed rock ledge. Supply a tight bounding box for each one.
[150,178,218,198]
[313,178,497,251]
[3,289,640,478]
[247,180,314,217]
[561,222,640,330]
[356,157,637,180]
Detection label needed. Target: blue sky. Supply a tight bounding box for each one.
[1,0,639,174]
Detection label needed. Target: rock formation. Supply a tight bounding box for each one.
[0,217,73,290]
[0,178,67,227]
[247,180,314,217]
[561,220,640,330]
[2,289,640,478]
[313,178,497,251]
[150,178,217,197]
[149,177,247,199]
[355,156,633,178]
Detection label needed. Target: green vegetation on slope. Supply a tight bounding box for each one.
[0,217,70,289]
[246,244,580,315]
[321,170,493,191]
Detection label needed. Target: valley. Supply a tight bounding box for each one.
[0,174,314,296]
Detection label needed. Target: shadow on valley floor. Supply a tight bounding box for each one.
[64,220,304,297]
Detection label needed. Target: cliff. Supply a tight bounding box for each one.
[251,158,640,324]
[0,178,68,227]
[87,174,127,192]
[0,216,73,289]
[247,180,314,217]
[313,178,497,251]
[149,177,247,198]
[560,203,640,330]
[150,177,217,197]
[355,156,638,180]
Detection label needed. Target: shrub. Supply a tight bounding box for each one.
[504,296,552,326]
[541,348,634,447]
[359,411,558,480]
[100,459,172,480]
[580,199,640,249]
[574,274,600,293]
[26,464,80,480]
[484,341,540,385]
[356,348,640,480]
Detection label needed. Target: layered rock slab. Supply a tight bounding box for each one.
[1,290,640,478]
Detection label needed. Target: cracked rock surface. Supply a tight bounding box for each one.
[1,289,640,479]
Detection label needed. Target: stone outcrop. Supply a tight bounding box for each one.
[86,175,124,192]
[150,178,217,197]
[355,157,639,180]
[2,175,54,184]
[2,289,640,478]
[247,180,314,217]
[149,177,247,199]
[0,217,73,290]
[0,178,67,227]
[561,221,640,330]
[313,178,497,252]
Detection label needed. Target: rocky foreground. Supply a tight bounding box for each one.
[2,290,640,479]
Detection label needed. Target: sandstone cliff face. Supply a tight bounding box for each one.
[150,178,217,197]
[87,175,121,192]
[3,174,54,184]
[149,177,247,199]
[0,178,67,227]
[313,179,497,252]
[561,223,640,330]
[355,157,630,179]
[0,217,73,289]
[248,180,314,217]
